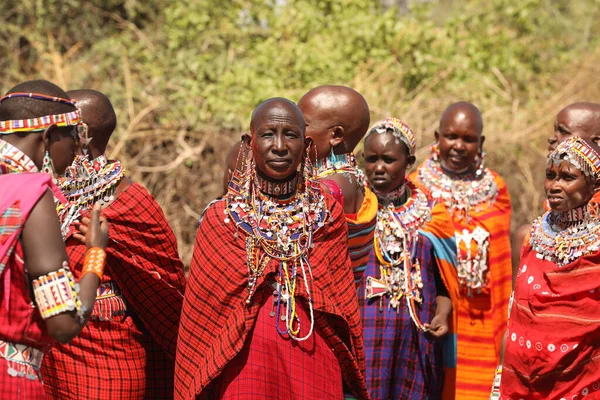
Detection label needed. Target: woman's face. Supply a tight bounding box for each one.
[545,160,597,212]
[46,125,80,175]
[363,131,414,193]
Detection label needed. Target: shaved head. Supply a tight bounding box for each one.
[439,101,483,136]
[250,97,305,135]
[298,85,370,155]
[0,80,75,120]
[67,89,117,158]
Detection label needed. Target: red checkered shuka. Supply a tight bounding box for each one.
[175,194,369,400]
[41,182,186,399]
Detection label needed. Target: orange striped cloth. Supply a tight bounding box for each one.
[421,202,460,400]
[346,187,377,285]
[410,165,512,400]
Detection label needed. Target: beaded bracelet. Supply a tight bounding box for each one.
[489,365,502,399]
[32,263,82,319]
[82,247,106,280]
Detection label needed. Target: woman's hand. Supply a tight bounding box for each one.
[73,203,109,249]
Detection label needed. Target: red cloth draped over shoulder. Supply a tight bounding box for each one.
[41,182,185,399]
[501,243,600,399]
[175,194,369,400]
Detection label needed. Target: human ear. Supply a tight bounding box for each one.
[330,126,344,148]
[406,155,417,170]
[434,130,440,142]
[479,135,486,152]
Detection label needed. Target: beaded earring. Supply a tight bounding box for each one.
[41,150,56,176]
[474,150,486,177]
[431,142,441,162]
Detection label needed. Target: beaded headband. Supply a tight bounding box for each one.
[549,136,600,179]
[0,92,81,135]
[367,117,416,156]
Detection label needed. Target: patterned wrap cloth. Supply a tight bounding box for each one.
[500,239,600,399]
[358,199,459,399]
[175,194,369,400]
[0,172,66,400]
[410,162,513,400]
[41,181,186,399]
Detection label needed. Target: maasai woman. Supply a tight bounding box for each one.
[494,136,600,398]
[360,118,459,399]
[410,102,512,399]
[175,98,368,400]
[0,80,108,399]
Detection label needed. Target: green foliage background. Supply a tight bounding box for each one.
[2,0,600,263]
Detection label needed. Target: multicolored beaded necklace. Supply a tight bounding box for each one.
[225,157,329,341]
[417,155,498,221]
[314,152,365,187]
[365,180,431,331]
[57,154,126,238]
[530,203,600,267]
[0,140,38,174]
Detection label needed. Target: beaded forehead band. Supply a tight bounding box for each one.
[549,136,600,179]
[0,92,82,135]
[367,117,416,156]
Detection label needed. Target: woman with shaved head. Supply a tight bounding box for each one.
[176,98,368,400]
[410,102,512,399]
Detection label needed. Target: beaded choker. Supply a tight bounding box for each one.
[254,171,298,197]
[418,156,498,221]
[366,180,432,331]
[57,154,126,238]
[314,152,365,187]
[0,140,38,174]
[530,204,600,266]
[225,156,329,341]
[372,183,407,207]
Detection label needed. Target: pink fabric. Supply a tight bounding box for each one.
[0,172,64,348]
[321,179,345,208]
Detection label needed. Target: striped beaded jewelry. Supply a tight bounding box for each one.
[32,263,82,320]
[549,136,600,178]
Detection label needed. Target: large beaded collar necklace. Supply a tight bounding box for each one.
[225,157,329,341]
[365,179,431,331]
[0,140,38,174]
[57,154,126,238]
[418,155,498,221]
[314,152,365,187]
[530,204,600,267]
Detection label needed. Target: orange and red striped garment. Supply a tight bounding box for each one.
[411,164,512,400]
[41,182,186,400]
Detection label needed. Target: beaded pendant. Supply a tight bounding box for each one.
[313,152,365,187]
[366,180,431,331]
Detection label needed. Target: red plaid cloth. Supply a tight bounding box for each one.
[41,182,185,399]
[0,358,45,400]
[175,194,369,400]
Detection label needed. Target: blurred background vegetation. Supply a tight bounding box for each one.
[2,0,600,265]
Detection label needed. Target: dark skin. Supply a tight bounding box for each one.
[298,85,370,214]
[248,98,308,183]
[0,80,108,343]
[222,140,244,194]
[545,161,599,212]
[67,89,132,205]
[548,103,600,154]
[435,101,485,174]
[514,103,600,276]
[363,130,452,339]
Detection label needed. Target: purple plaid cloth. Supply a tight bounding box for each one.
[357,234,444,400]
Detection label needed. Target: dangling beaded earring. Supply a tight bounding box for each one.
[41,151,56,176]
[474,150,486,177]
[431,142,441,162]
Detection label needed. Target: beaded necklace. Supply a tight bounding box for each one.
[314,152,365,187]
[418,156,498,221]
[225,159,329,341]
[0,140,38,174]
[530,204,600,267]
[365,180,431,331]
[57,154,126,238]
